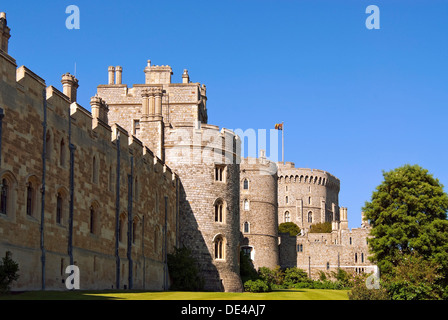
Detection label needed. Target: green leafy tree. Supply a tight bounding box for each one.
[0,251,20,294]
[309,222,332,233]
[167,246,204,291]
[278,222,301,236]
[363,164,448,283]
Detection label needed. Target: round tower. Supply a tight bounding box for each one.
[277,162,340,232]
[164,122,243,292]
[240,152,279,270]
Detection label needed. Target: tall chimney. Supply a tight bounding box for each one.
[0,12,11,54]
[61,73,79,103]
[115,66,122,84]
[182,69,189,84]
[108,66,115,85]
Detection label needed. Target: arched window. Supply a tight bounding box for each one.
[215,199,225,223]
[243,179,249,190]
[26,182,34,217]
[286,196,289,204]
[0,178,8,215]
[355,253,358,263]
[243,199,249,211]
[327,262,330,270]
[308,197,311,205]
[285,211,291,222]
[307,211,313,223]
[361,253,364,263]
[56,192,63,224]
[214,235,225,260]
[244,222,250,233]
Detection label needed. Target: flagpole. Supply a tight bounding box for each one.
[282,121,285,164]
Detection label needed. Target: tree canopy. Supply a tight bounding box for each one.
[363,164,448,281]
[278,222,301,236]
[309,222,332,233]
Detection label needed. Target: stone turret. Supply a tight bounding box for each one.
[90,95,109,124]
[61,73,79,103]
[0,12,11,54]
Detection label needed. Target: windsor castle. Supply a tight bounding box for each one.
[0,13,374,292]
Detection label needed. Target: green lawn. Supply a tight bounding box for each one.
[0,289,349,300]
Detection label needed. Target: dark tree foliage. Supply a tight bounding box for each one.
[0,251,19,294]
[167,246,204,291]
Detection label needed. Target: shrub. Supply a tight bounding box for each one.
[283,267,310,286]
[244,279,271,293]
[258,266,283,287]
[240,251,258,283]
[167,247,204,291]
[348,273,389,300]
[0,251,20,294]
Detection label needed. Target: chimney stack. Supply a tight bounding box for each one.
[61,73,79,103]
[108,66,115,85]
[115,66,122,84]
[182,69,189,84]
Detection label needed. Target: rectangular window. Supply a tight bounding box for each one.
[134,120,140,135]
[214,165,226,182]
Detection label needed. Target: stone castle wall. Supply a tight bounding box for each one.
[0,44,178,291]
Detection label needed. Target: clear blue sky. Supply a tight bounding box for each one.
[2,0,448,229]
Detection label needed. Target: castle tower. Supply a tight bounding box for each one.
[96,61,243,292]
[240,152,279,270]
[277,163,340,232]
[0,12,11,54]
